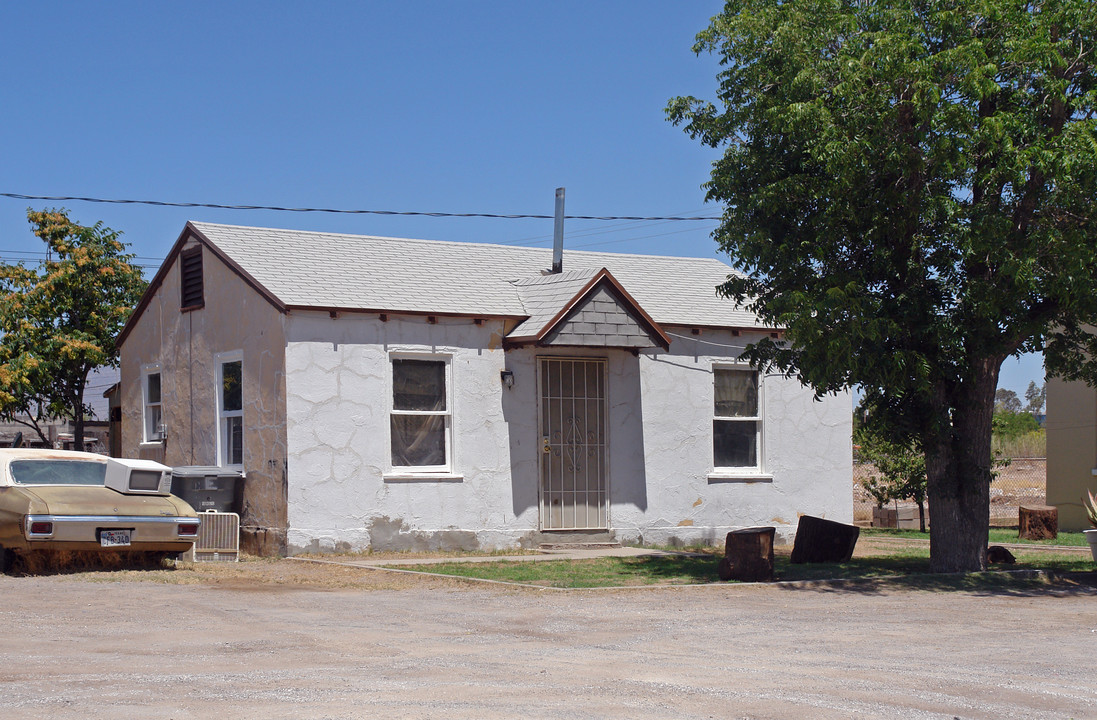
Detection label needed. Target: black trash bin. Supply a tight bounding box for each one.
[170,466,244,513]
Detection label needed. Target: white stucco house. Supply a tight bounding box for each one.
[117,221,852,555]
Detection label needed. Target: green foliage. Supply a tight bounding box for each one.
[858,433,927,507]
[992,409,1040,439]
[859,472,895,508]
[857,428,928,530]
[668,1,1097,572]
[0,209,146,444]
[1084,489,1097,528]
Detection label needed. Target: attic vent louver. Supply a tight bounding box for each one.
[180,246,204,310]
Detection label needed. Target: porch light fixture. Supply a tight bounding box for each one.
[500,370,515,388]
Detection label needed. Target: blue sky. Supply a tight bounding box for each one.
[0,1,1043,397]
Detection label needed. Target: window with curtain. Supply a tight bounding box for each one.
[390,358,450,470]
[713,367,760,469]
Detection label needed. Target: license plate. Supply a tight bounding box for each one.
[100,529,132,547]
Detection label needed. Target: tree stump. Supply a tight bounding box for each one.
[718,527,775,582]
[1018,505,1057,541]
[790,515,859,564]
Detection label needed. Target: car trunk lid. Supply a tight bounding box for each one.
[18,486,183,516]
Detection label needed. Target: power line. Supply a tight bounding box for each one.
[0,249,164,261]
[0,251,161,270]
[497,206,716,246]
[572,225,716,250]
[1,193,720,222]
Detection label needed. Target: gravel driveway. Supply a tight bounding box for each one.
[1,566,1094,719]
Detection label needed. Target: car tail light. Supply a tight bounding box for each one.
[178,523,200,536]
[29,521,53,535]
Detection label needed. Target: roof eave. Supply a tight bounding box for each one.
[283,304,525,321]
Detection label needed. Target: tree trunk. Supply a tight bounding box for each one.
[73,409,84,450]
[13,414,51,446]
[71,383,85,450]
[924,360,999,573]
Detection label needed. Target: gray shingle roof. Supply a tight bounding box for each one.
[508,269,601,337]
[189,222,762,328]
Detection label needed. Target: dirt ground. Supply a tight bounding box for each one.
[1,556,1095,720]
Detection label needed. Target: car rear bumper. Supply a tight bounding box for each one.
[24,514,199,546]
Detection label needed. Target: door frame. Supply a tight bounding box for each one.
[535,355,610,531]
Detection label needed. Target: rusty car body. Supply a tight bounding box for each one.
[0,448,199,571]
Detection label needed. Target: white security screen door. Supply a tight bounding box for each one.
[539,358,608,530]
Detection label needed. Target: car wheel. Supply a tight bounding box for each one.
[0,546,13,574]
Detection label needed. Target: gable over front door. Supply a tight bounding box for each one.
[538,357,608,530]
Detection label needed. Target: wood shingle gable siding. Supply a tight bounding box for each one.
[544,286,661,348]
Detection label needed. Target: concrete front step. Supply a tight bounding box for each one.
[530,529,617,550]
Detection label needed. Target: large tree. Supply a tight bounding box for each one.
[0,210,146,448]
[1023,380,1046,415]
[668,1,1097,571]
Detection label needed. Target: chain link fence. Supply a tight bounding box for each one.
[852,456,1046,526]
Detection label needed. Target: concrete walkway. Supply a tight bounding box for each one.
[295,545,689,568]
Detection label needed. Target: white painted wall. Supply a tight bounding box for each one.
[284,313,852,552]
[630,329,853,546]
[284,312,521,552]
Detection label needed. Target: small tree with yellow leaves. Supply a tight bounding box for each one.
[0,209,146,447]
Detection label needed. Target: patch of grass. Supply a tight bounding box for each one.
[389,554,722,588]
[778,547,1092,579]
[861,527,1088,547]
[394,543,1094,588]
[992,429,1045,457]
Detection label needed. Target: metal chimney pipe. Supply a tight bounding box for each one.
[551,187,565,274]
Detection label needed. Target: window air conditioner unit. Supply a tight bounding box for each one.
[104,457,173,495]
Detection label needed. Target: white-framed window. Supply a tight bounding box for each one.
[389,355,452,473]
[141,364,163,443]
[215,351,243,468]
[713,366,761,470]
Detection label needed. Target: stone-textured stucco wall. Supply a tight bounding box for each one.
[284,315,852,553]
[120,239,288,553]
[631,329,852,546]
[1046,375,1097,531]
[284,312,515,553]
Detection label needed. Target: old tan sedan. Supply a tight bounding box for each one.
[0,448,200,571]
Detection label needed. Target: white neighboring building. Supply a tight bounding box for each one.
[118,222,852,555]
